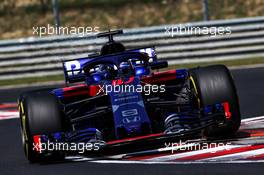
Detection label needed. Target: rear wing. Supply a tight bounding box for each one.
[62,47,157,84]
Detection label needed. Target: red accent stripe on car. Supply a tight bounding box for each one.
[62,84,100,98]
[107,133,163,145]
[112,76,135,86]
[88,85,100,96]
[141,70,176,84]
[33,135,42,153]
[62,84,86,92]
[63,90,90,98]
[223,102,232,119]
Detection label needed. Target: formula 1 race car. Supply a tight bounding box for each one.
[18,30,241,162]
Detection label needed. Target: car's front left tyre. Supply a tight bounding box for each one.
[18,91,65,163]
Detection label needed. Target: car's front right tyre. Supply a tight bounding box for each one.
[189,65,241,137]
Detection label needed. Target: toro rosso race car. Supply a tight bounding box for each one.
[18,30,241,162]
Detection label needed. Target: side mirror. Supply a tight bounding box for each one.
[150,61,168,70]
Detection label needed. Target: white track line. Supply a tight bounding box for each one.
[201,148,264,162]
[144,145,242,162]
[242,116,264,122]
[90,159,264,164]
[0,111,19,120]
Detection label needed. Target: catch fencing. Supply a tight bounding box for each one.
[0,16,264,80]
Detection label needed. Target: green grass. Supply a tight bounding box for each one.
[0,57,263,87]
[0,0,264,39]
[0,74,64,87]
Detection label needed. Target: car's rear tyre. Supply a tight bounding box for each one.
[18,91,65,163]
[189,65,241,137]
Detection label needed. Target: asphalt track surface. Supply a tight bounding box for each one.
[0,67,264,175]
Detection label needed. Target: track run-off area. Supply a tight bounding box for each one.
[0,67,264,175]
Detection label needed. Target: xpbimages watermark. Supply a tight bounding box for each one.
[98,84,166,95]
[33,24,100,37]
[33,139,102,153]
[165,24,232,37]
[165,140,232,153]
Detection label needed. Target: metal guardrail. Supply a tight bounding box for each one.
[0,16,264,80]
